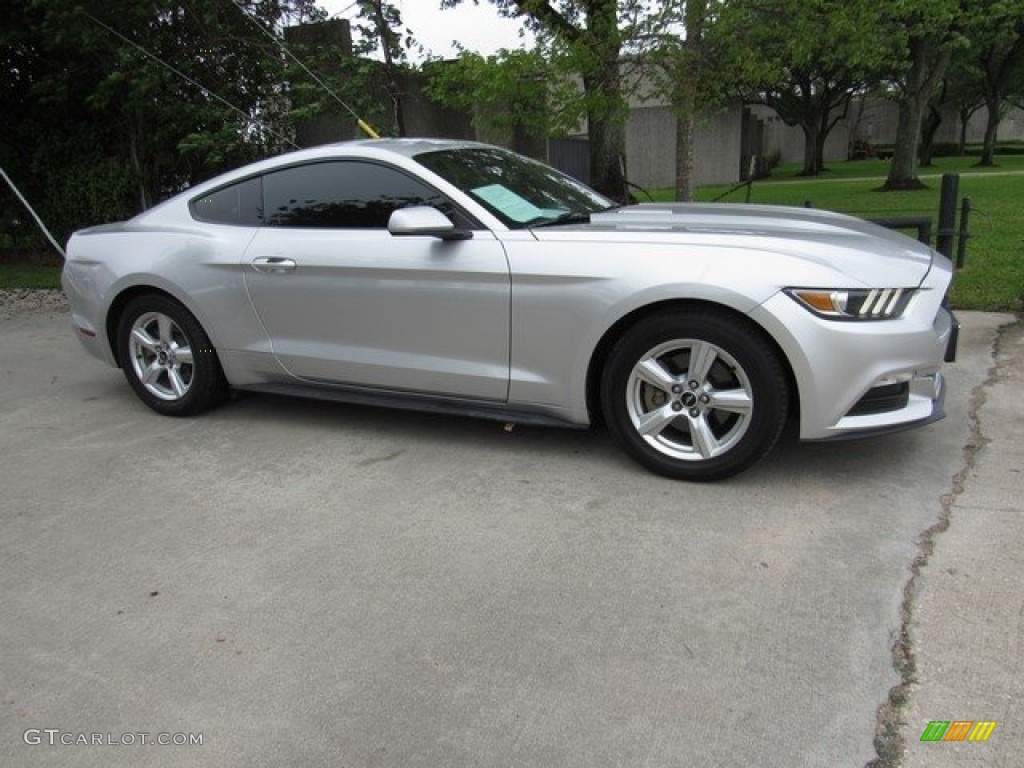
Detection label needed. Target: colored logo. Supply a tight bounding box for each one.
[920,720,997,742]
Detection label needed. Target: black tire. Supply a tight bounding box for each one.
[116,294,228,417]
[601,309,789,481]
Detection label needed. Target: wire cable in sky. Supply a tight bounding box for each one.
[226,0,380,138]
[83,11,301,151]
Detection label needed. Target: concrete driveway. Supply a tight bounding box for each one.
[0,304,1015,767]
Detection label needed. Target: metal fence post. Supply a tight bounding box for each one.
[936,173,959,259]
[956,196,971,269]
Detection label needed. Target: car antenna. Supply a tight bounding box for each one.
[0,167,66,260]
[83,12,301,151]
[226,0,381,139]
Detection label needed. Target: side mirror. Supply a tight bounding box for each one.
[388,206,472,241]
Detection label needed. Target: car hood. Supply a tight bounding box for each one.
[532,203,936,287]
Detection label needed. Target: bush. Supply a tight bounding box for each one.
[753,150,782,179]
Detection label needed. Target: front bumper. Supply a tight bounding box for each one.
[750,276,954,442]
[810,370,946,441]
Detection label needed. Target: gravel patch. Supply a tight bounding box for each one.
[0,288,69,320]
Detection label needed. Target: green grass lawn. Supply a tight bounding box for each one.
[652,155,1024,312]
[0,261,62,290]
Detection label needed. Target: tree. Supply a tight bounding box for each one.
[425,49,559,151]
[882,0,964,190]
[1,0,325,251]
[965,0,1024,165]
[719,0,889,177]
[2,1,137,248]
[917,51,981,164]
[442,1,653,200]
[642,0,719,201]
[352,1,408,135]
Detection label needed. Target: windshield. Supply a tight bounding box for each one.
[414,147,615,229]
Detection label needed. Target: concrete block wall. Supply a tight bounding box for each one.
[625,104,744,190]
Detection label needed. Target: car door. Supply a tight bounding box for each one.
[243,159,511,401]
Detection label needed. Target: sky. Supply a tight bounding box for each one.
[317,1,534,60]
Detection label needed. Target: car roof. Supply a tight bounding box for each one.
[190,137,497,193]
[341,137,496,158]
[135,138,514,224]
[140,138,501,219]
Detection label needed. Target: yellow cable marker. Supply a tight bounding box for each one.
[357,119,380,139]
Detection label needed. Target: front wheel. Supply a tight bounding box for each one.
[116,294,228,416]
[601,310,789,481]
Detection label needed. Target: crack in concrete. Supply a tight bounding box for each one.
[864,320,1016,768]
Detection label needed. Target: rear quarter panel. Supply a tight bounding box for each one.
[63,223,271,380]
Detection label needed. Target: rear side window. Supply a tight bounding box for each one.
[262,160,451,229]
[190,177,262,225]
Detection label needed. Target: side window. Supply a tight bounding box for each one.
[262,161,453,229]
[190,177,262,225]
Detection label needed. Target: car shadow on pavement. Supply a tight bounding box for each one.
[207,389,942,491]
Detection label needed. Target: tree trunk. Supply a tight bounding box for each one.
[674,107,695,201]
[919,104,942,167]
[885,96,926,189]
[370,0,405,136]
[672,50,699,201]
[958,106,971,155]
[127,111,152,210]
[798,123,820,176]
[814,123,828,173]
[588,111,626,200]
[979,102,1000,165]
[884,36,951,190]
[583,60,627,201]
[673,0,707,202]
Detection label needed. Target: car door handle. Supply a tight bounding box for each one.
[251,257,296,274]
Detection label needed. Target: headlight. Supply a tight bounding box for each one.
[785,288,916,320]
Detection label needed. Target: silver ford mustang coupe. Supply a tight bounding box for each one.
[62,139,958,481]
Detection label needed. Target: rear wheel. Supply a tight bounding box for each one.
[601,309,789,481]
[116,294,228,416]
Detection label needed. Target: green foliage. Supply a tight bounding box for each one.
[425,50,563,142]
[1,0,323,247]
[717,0,892,175]
[959,0,1024,164]
[350,1,409,60]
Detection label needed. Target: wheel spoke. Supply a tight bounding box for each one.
[687,412,719,459]
[709,387,752,415]
[174,345,194,365]
[686,341,717,384]
[142,360,163,385]
[131,327,159,351]
[634,357,677,392]
[168,367,188,397]
[157,314,174,345]
[636,404,680,436]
